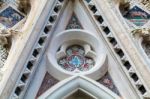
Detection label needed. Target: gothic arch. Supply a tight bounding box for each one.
[38,76,120,99]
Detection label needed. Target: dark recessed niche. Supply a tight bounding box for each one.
[115,49,124,58]
[96,15,103,24]
[58,0,64,2]
[49,16,56,23]
[108,37,117,46]
[32,49,39,57]
[123,61,131,70]
[138,85,146,95]
[21,74,29,83]
[27,61,34,70]
[57,46,61,52]
[90,5,97,13]
[85,0,91,3]
[103,26,110,35]
[130,73,139,82]
[38,37,46,46]
[54,6,61,13]
[44,26,50,34]
[15,87,22,96]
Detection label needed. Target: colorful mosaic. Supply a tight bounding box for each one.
[0,6,24,28]
[97,72,120,96]
[66,13,82,29]
[0,45,8,68]
[36,72,59,98]
[58,45,95,72]
[124,6,150,26]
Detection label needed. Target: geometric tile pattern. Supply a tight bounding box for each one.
[66,13,83,29]
[97,72,120,96]
[0,45,8,68]
[36,72,59,98]
[124,6,150,26]
[0,6,24,28]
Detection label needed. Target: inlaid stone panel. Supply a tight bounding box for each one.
[36,72,59,98]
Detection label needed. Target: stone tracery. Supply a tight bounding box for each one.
[58,45,95,72]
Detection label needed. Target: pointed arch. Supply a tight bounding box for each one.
[38,76,120,99]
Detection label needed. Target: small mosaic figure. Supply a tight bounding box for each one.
[0,6,24,28]
[66,13,82,29]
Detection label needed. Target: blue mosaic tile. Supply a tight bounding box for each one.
[66,13,83,29]
[124,6,150,26]
[0,6,24,28]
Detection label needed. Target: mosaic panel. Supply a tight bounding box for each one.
[58,45,95,72]
[97,72,120,96]
[36,72,59,98]
[0,6,24,28]
[0,45,8,68]
[124,6,150,26]
[66,13,82,29]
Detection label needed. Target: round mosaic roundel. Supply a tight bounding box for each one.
[58,45,95,72]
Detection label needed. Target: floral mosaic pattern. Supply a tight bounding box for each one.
[0,6,24,28]
[58,45,95,72]
[97,72,120,96]
[66,13,82,29]
[124,6,150,26]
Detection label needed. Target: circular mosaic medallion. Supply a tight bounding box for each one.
[58,45,95,72]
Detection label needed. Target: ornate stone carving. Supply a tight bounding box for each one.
[17,0,31,14]
[0,27,19,48]
[141,0,150,11]
[0,0,4,7]
[0,27,20,81]
[119,1,130,16]
[132,28,150,42]
[132,28,150,58]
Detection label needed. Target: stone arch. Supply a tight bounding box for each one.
[38,76,120,99]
